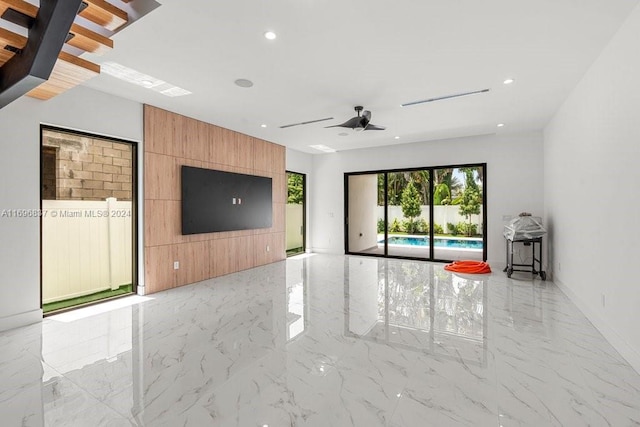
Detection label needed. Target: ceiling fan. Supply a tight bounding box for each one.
[279,105,385,131]
[326,106,386,131]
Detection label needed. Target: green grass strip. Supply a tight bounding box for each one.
[43,283,133,313]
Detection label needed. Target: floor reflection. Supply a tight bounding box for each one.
[345,257,487,366]
[1,254,640,426]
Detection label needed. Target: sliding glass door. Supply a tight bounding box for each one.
[386,170,431,259]
[346,173,383,255]
[432,166,484,261]
[345,164,486,262]
[41,126,137,314]
[286,171,306,256]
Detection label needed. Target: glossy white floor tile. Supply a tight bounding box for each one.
[1,254,639,426]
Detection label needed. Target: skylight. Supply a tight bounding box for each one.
[101,62,192,97]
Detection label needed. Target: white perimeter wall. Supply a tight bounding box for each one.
[42,200,133,303]
[309,131,544,267]
[544,4,640,372]
[0,86,143,331]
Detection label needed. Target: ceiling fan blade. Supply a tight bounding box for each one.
[280,117,334,129]
[364,123,386,131]
[325,116,362,129]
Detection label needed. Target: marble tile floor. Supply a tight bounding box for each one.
[1,254,639,426]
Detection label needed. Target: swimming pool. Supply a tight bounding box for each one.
[379,235,483,250]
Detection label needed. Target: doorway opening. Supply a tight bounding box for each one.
[40,126,137,314]
[286,171,306,256]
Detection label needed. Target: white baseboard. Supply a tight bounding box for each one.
[555,278,640,375]
[310,247,343,254]
[0,309,42,332]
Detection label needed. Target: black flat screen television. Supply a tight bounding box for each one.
[181,166,272,235]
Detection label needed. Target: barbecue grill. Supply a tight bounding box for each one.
[503,214,547,280]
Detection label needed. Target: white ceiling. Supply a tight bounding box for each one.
[82,0,639,154]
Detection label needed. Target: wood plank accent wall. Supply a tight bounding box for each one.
[143,105,286,294]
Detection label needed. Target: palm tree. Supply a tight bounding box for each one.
[409,170,430,204]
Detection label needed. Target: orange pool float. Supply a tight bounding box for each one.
[444,260,492,274]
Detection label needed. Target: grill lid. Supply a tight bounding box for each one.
[504,213,546,241]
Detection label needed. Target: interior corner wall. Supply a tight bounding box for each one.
[144,105,286,294]
[543,3,640,373]
[347,175,378,252]
[309,131,544,267]
[0,86,143,332]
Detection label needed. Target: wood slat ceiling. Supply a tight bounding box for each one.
[0,0,128,100]
[80,0,128,32]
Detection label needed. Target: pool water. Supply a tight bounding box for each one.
[380,236,483,250]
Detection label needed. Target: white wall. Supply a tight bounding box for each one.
[286,148,313,250]
[310,132,544,267]
[544,4,640,372]
[0,86,143,331]
[347,174,378,252]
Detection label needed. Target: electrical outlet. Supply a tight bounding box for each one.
[174,261,179,270]
[266,245,270,252]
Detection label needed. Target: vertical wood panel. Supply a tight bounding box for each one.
[232,235,255,272]
[236,133,255,170]
[210,238,232,277]
[175,241,210,286]
[144,245,174,293]
[144,152,175,200]
[144,105,286,294]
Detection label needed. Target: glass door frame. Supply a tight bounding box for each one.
[344,163,487,262]
[286,170,306,256]
[39,124,139,315]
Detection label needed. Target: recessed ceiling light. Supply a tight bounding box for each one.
[394,136,400,139]
[503,78,515,85]
[101,62,192,97]
[264,31,277,40]
[234,78,254,88]
[261,124,267,128]
[309,144,336,153]
[497,123,505,127]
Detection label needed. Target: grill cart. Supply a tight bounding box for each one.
[503,214,547,280]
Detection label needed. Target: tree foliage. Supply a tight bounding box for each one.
[458,168,482,236]
[401,181,422,233]
[287,173,304,204]
[433,183,451,205]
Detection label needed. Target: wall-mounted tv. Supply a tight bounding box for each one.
[181,166,272,235]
